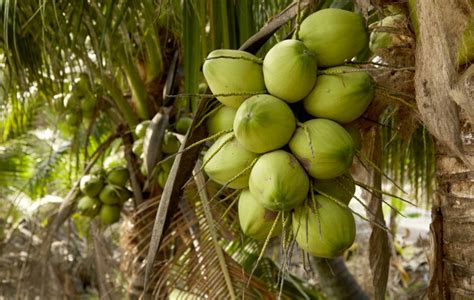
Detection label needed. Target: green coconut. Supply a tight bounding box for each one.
[160,156,174,173]
[157,170,169,189]
[303,67,374,124]
[99,185,122,205]
[313,173,356,205]
[238,189,282,240]
[233,94,296,153]
[161,131,181,154]
[106,166,129,186]
[77,196,101,217]
[132,139,144,157]
[80,174,104,197]
[299,8,369,67]
[369,14,406,52]
[293,195,356,258]
[263,40,317,103]
[135,120,151,138]
[249,150,309,211]
[206,106,237,136]
[202,49,266,108]
[289,119,355,179]
[176,116,193,134]
[408,0,474,65]
[203,133,258,189]
[344,123,362,151]
[99,204,121,225]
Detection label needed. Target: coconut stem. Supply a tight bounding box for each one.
[205,55,263,64]
[294,0,302,40]
[166,90,267,99]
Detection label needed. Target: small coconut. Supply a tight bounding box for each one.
[289,119,354,179]
[160,156,174,173]
[249,150,309,211]
[80,174,104,198]
[369,14,406,52]
[157,170,169,189]
[303,67,374,124]
[292,195,356,258]
[203,133,258,189]
[263,40,317,102]
[176,116,193,134]
[135,120,151,138]
[313,173,355,205]
[206,106,237,136]
[238,189,282,240]
[132,139,144,157]
[202,49,266,108]
[233,95,296,153]
[99,185,122,205]
[106,166,129,186]
[299,8,368,67]
[77,196,101,217]
[161,131,181,154]
[99,204,121,225]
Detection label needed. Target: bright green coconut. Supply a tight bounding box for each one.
[176,116,193,134]
[161,131,181,154]
[99,204,121,225]
[263,40,317,102]
[203,133,258,189]
[293,195,356,258]
[249,150,309,211]
[233,94,296,153]
[303,67,374,124]
[80,174,104,198]
[135,120,151,138]
[206,106,237,136]
[106,166,130,186]
[99,185,123,205]
[202,49,266,108]
[289,119,355,179]
[77,196,101,217]
[238,189,282,240]
[299,8,369,67]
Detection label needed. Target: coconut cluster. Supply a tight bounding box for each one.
[203,8,373,258]
[77,164,132,225]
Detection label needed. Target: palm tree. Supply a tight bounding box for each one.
[0,0,472,299]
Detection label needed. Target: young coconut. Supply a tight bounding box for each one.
[135,120,151,138]
[238,189,282,240]
[176,116,193,134]
[289,119,355,179]
[99,185,123,205]
[369,14,407,53]
[299,8,368,67]
[203,133,258,189]
[233,94,296,153]
[292,195,356,258]
[79,174,104,197]
[303,67,374,124]
[313,173,356,205]
[132,139,144,157]
[99,204,121,225]
[161,131,181,154]
[263,40,317,102]
[77,196,101,217]
[203,49,266,108]
[206,106,237,136]
[249,150,309,211]
[157,170,169,189]
[106,166,130,186]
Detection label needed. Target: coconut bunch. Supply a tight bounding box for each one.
[202,8,374,258]
[76,164,132,225]
[133,119,187,189]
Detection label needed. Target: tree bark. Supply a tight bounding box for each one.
[429,117,474,299]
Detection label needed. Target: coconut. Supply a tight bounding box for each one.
[263,40,317,102]
[249,150,309,211]
[369,14,406,52]
[289,119,354,179]
[118,188,133,204]
[292,195,356,258]
[99,185,122,204]
[157,170,169,189]
[344,123,362,151]
[303,67,374,124]
[202,49,266,108]
[233,95,296,153]
[203,133,258,189]
[238,189,282,240]
[77,196,101,217]
[160,156,174,173]
[161,131,181,154]
[80,174,104,197]
[132,139,144,157]
[299,8,368,67]
[206,106,237,136]
[313,173,355,205]
[99,204,121,225]
[106,166,129,186]
[176,116,193,134]
[135,120,151,138]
